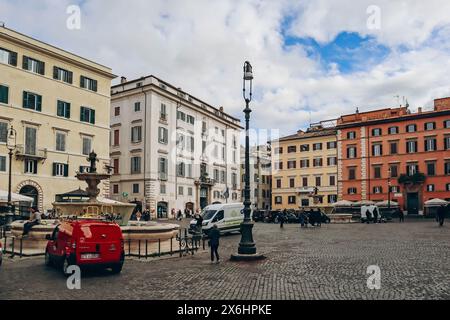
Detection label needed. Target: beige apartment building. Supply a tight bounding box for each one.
[271,124,338,213]
[0,26,115,213]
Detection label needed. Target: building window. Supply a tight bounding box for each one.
[327,141,337,149]
[347,131,356,139]
[80,76,98,92]
[132,184,140,194]
[55,132,66,152]
[444,120,450,129]
[390,186,399,193]
[53,66,73,84]
[274,147,283,154]
[315,176,321,187]
[287,160,296,169]
[177,111,186,122]
[426,184,435,192]
[348,167,356,180]
[426,162,436,176]
[25,127,37,155]
[158,127,168,144]
[372,144,383,156]
[57,100,71,118]
[289,178,295,188]
[313,158,323,167]
[52,163,68,177]
[82,137,92,155]
[24,159,38,174]
[23,91,42,111]
[313,143,322,151]
[406,164,419,176]
[388,126,399,134]
[80,106,95,124]
[114,106,120,116]
[158,158,168,180]
[131,156,141,174]
[113,158,119,175]
[406,140,417,153]
[0,122,8,143]
[160,103,167,120]
[372,128,382,136]
[445,136,450,150]
[188,187,193,196]
[287,146,296,153]
[0,47,17,66]
[113,129,120,146]
[186,115,195,125]
[424,122,436,131]
[112,184,119,194]
[347,146,357,158]
[0,156,6,172]
[446,183,450,191]
[328,195,337,204]
[424,138,436,152]
[406,124,417,133]
[131,126,142,143]
[374,166,382,179]
[177,162,186,177]
[300,159,310,168]
[160,184,166,194]
[390,142,398,155]
[348,187,357,195]
[300,144,309,152]
[302,177,308,187]
[329,176,336,186]
[276,179,281,188]
[445,162,450,175]
[23,56,45,75]
[373,186,383,194]
[275,196,282,204]
[134,102,141,112]
[301,199,309,206]
[0,85,9,104]
[327,157,337,166]
[390,165,398,178]
[288,196,296,204]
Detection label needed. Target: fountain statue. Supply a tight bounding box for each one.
[8,151,179,256]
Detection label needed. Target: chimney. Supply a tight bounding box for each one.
[120,76,127,84]
[219,106,224,112]
[434,97,450,111]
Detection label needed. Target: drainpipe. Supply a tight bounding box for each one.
[143,88,147,211]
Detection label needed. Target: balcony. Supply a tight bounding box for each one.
[15,145,47,160]
[158,172,168,181]
[195,176,216,186]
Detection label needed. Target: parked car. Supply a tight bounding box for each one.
[286,212,300,223]
[252,210,265,222]
[45,219,125,275]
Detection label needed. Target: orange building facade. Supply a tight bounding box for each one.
[336,97,450,215]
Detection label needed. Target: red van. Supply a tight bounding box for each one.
[45,219,125,274]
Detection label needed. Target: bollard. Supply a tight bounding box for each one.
[170,237,173,256]
[145,240,148,259]
[20,238,23,258]
[179,229,182,257]
[158,239,161,257]
[138,240,141,259]
[10,237,15,258]
[128,239,131,256]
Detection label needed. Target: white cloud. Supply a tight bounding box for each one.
[1,0,450,137]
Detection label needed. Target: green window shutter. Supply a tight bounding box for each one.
[68,71,73,84]
[52,163,57,176]
[57,100,62,116]
[66,103,71,118]
[80,76,85,88]
[0,85,8,104]
[22,56,29,70]
[64,164,69,177]
[39,61,45,75]
[80,107,85,121]
[23,91,28,108]
[36,95,42,112]
[9,51,17,66]
[53,66,59,79]
[33,160,38,174]
[91,109,95,124]
[92,80,98,92]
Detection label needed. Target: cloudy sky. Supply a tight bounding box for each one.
[1,0,450,138]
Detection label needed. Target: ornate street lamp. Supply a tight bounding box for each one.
[231,61,264,261]
[5,125,17,230]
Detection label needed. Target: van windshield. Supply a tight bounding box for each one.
[202,210,217,220]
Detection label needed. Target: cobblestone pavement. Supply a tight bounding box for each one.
[0,220,449,300]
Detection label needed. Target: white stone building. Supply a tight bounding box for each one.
[109,75,242,218]
[240,144,272,210]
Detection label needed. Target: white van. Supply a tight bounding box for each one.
[189,203,245,235]
[361,205,384,223]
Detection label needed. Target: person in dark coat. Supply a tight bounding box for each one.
[373,207,379,223]
[365,209,372,224]
[280,210,286,228]
[437,204,446,227]
[209,224,221,263]
[398,208,404,222]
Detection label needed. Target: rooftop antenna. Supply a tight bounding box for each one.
[309,110,312,126]
[0,22,5,27]
[405,98,409,109]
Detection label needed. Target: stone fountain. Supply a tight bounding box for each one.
[9,151,179,256]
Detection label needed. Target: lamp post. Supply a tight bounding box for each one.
[231,61,264,261]
[5,125,17,230]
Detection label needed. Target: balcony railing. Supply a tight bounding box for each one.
[15,145,47,160]
[159,172,168,181]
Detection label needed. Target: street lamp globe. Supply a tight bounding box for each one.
[243,61,253,81]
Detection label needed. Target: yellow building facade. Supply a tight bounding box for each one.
[271,126,338,213]
[0,26,115,213]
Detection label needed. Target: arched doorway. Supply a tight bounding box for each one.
[157,201,168,219]
[19,185,39,212]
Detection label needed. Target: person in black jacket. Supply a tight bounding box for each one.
[437,204,446,227]
[209,224,221,263]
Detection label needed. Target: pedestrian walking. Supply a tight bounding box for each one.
[373,207,379,223]
[177,209,183,221]
[398,208,404,222]
[208,224,220,264]
[437,204,446,227]
[280,209,286,228]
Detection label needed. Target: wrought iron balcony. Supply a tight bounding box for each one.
[15,145,47,160]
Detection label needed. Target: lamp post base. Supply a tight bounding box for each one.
[230,252,265,262]
[231,221,265,261]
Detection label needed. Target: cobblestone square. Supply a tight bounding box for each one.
[0,220,449,300]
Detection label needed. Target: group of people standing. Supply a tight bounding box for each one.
[174,208,195,221]
[130,208,152,222]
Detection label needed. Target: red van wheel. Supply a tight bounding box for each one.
[44,250,53,267]
[111,263,123,274]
